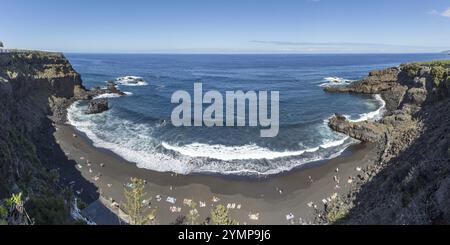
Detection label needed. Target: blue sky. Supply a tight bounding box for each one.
[1,0,450,53]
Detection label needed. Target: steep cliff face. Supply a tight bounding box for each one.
[325,61,450,224]
[0,51,88,223]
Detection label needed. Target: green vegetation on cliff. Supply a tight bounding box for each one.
[0,51,86,225]
[326,60,450,224]
[418,60,450,68]
[401,63,422,78]
[430,66,448,87]
[400,60,449,88]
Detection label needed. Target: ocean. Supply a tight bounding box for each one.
[65,53,448,176]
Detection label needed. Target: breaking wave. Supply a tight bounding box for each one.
[348,94,386,122]
[93,91,133,99]
[67,101,355,176]
[319,76,355,87]
[161,142,321,161]
[114,76,149,86]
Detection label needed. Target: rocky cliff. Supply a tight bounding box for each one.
[324,61,450,224]
[0,51,94,224]
[0,51,133,224]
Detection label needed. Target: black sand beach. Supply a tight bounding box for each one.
[54,124,378,225]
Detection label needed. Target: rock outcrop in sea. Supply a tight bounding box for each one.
[86,98,109,114]
[324,60,450,224]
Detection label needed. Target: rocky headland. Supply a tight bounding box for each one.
[324,61,450,224]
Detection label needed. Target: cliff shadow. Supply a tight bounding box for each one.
[340,95,450,224]
[36,116,100,204]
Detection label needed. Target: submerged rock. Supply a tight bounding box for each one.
[86,98,109,114]
[106,81,125,95]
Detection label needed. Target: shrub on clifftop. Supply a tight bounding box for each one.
[401,63,421,78]
[419,60,450,68]
[430,66,447,87]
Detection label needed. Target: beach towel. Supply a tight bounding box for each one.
[166,197,176,204]
[183,199,193,206]
[286,213,295,221]
[249,213,259,221]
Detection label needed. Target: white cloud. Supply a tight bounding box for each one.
[429,7,450,18]
[442,8,450,17]
[428,9,439,16]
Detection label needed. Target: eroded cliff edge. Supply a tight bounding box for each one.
[0,51,101,224]
[325,61,450,224]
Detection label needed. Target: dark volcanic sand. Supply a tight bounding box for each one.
[54,124,378,225]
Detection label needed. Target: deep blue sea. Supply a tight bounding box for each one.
[65,53,448,176]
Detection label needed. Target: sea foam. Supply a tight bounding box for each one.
[349,94,386,122]
[67,101,353,175]
[114,76,149,86]
[161,142,321,161]
[93,91,133,99]
[67,95,357,176]
[93,93,121,99]
[319,77,354,87]
[67,102,194,174]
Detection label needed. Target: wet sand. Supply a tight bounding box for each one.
[54,124,378,225]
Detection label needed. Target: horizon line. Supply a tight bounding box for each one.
[4,47,448,56]
[61,51,448,55]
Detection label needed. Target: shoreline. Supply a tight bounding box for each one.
[54,122,378,224]
[66,68,389,177]
[66,99,382,178]
[3,50,448,225]
[55,55,391,224]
